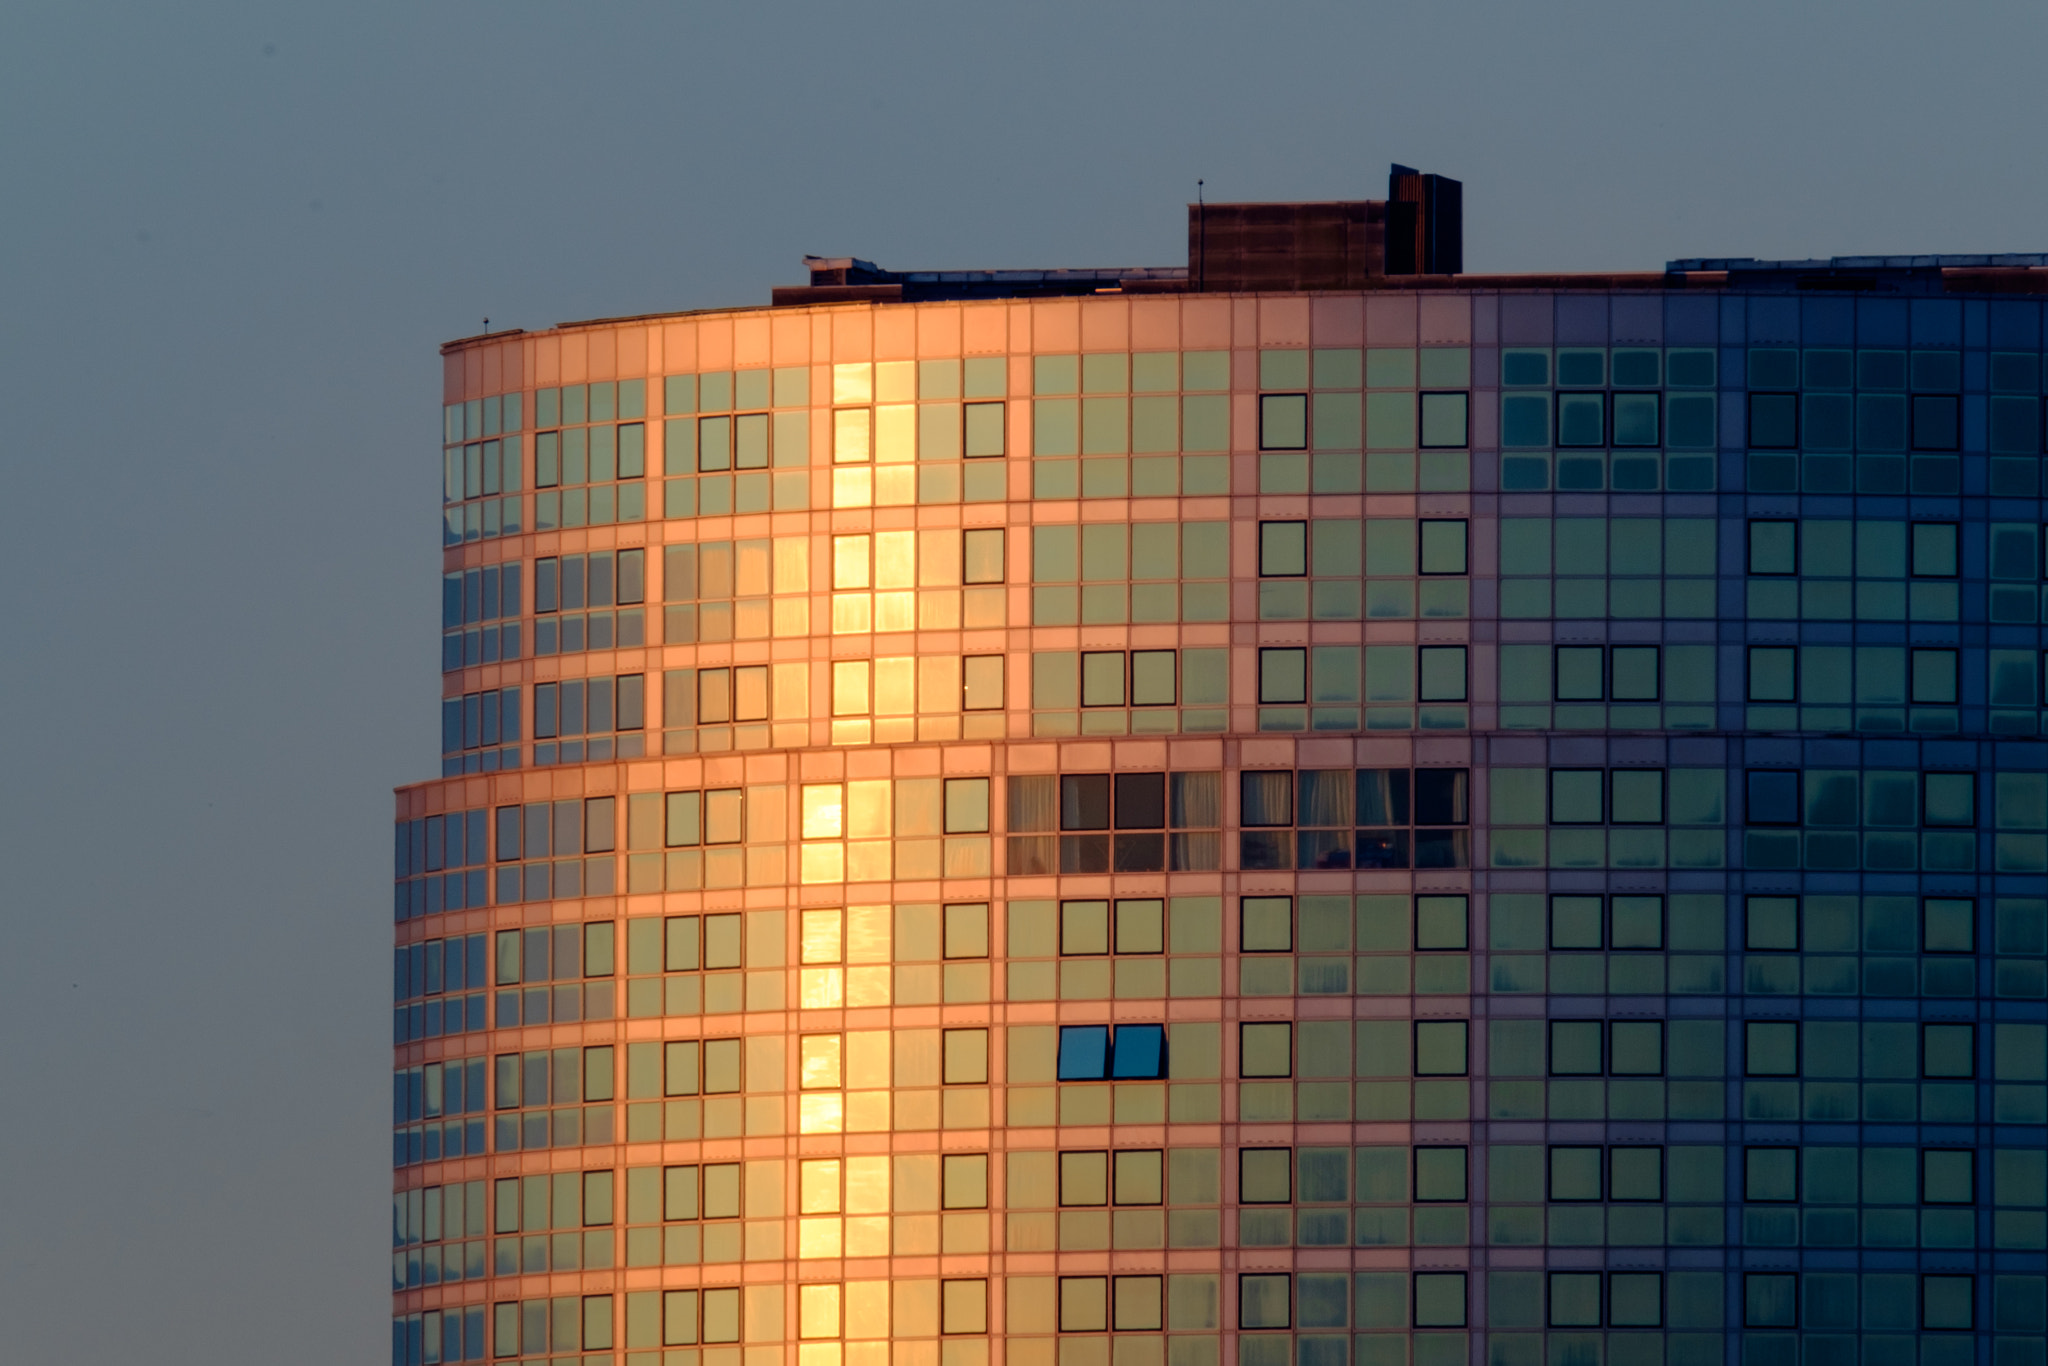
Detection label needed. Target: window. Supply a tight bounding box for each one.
[442,688,522,770]
[1259,394,1307,450]
[1240,1022,1293,1077]
[1419,392,1469,448]
[1258,648,1306,704]
[534,551,644,658]
[1749,393,1798,449]
[1259,522,1307,577]
[1923,1275,1974,1331]
[1057,1023,1167,1080]
[1912,522,1959,576]
[1006,772,1219,874]
[1749,520,1797,574]
[442,562,524,672]
[1747,647,1796,703]
[962,528,1005,582]
[1746,770,1801,826]
[1924,776,1975,828]
[1241,767,1470,871]
[1911,648,1959,704]
[1923,896,1975,950]
[1077,650,1178,706]
[1744,1273,1797,1328]
[1745,1022,1799,1076]
[533,674,645,764]
[1923,1149,1975,1205]
[1923,1023,1975,1078]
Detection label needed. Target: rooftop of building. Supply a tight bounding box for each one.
[441,168,2048,351]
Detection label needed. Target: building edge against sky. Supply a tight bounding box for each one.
[393,168,2048,1366]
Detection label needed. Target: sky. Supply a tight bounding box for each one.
[0,1,2044,1359]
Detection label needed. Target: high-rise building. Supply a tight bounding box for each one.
[394,168,2048,1366]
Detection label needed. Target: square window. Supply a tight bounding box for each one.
[1060,1151,1109,1205]
[1239,1022,1293,1077]
[1746,896,1798,950]
[1241,896,1293,952]
[1240,1274,1292,1330]
[1556,392,1606,446]
[1112,1276,1162,1332]
[1912,522,1959,576]
[1549,769,1604,824]
[1610,770,1665,825]
[1923,773,1974,828]
[1612,392,1660,446]
[1922,1149,1975,1205]
[1061,775,1110,830]
[962,528,1005,583]
[1419,519,1469,574]
[1259,522,1308,577]
[1241,771,1292,826]
[1060,1276,1108,1332]
[1550,895,1603,950]
[1747,647,1797,702]
[1415,895,1468,950]
[1609,896,1663,950]
[1922,1275,1974,1331]
[1057,1025,1110,1080]
[1130,651,1176,706]
[1922,898,1974,953]
[1912,395,1960,451]
[1081,652,1126,707]
[1259,395,1307,451]
[1418,646,1468,702]
[1748,520,1798,575]
[1746,771,1801,826]
[1414,1147,1467,1202]
[1911,648,1958,704]
[1609,1021,1663,1075]
[1112,1150,1163,1205]
[1113,899,1164,953]
[1744,1273,1797,1328]
[1113,776,1165,831]
[1549,1146,1603,1201]
[1257,648,1306,704]
[944,904,990,959]
[1744,1148,1798,1203]
[1610,646,1659,701]
[1609,1147,1663,1201]
[1745,1022,1799,1077]
[1419,392,1469,448]
[1109,1023,1166,1079]
[1922,1023,1975,1078]
[1608,1273,1662,1328]
[962,655,1004,710]
[1061,901,1110,955]
[1412,1273,1466,1328]
[1748,393,1798,449]
[1555,646,1605,701]
[1240,1148,1293,1203]
[1549,1021,1604,1076]
[1549,1272,1602,1328]
[1414,1020,1468,1076]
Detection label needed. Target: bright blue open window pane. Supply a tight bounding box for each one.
[1110,1024,1167,1079]
[1058,1025,1111,1080]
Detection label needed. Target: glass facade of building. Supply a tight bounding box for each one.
[394,234,2048,1366]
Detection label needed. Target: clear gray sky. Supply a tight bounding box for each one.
[0,1,2041,1359]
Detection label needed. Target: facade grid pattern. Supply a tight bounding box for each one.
[394,282,2048,1366]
